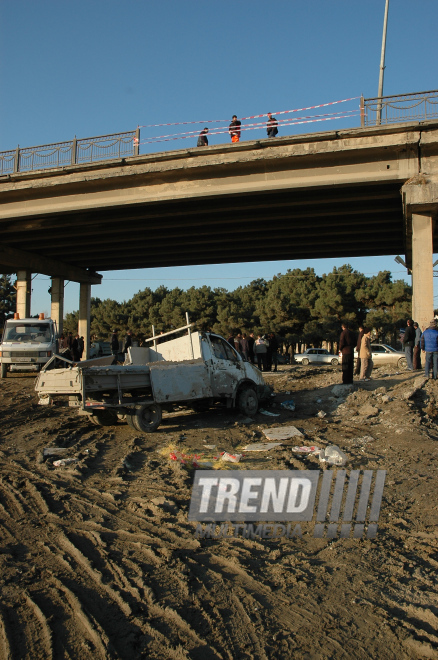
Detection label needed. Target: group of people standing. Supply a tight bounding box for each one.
[408,318,438,379]
[197,113,279,147]
[58,332,84,362]
[339,317,438,385]
[228,332,279,372]
[339,322,373,385]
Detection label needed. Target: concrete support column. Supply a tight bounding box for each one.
[78,283,91,360]
[50,278,64,336]
[16,270,31,318]
[412,212,434,329]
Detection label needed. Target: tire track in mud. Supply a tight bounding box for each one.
[2,375,438,659]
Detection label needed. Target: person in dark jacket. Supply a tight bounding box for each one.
[268,332,279,371]
[72,334,81,362]
[111,330,119,356]
[197,128,208,147]
[266,113,278,138]
[402,319,415,371]
[229,115,241,143]
[123,330,132,354]
[247,332,255,363]
[354,325,364,376]
[413,322,422,370]
[339,322,356,384]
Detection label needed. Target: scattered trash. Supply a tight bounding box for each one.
[203,444,217,450]
[53,458,78,467]
[292,446,320,455]
[317,410,327,418]
[243,442,283,451]
[43,447,69,457]
[319,445,348,466]
[316,398,323,404]
[221,451,243,463]
[237,417,256,425]
[280,400,296,411]
[263,426,304,441]
[259,409,280,417]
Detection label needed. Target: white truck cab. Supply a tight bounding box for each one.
[1,313,58,378]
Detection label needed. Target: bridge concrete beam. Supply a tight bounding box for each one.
[0,244,102,285]
[16,270,31,318]
[50,278,64,335]
[402,174,438,327]
[78,283,91,360]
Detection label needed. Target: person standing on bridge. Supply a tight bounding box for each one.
[266,113,278,138]
[197,128,209,147]
[229,115,241,143]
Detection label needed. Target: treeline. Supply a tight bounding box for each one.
[62,265,412,349]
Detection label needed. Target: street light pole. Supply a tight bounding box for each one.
[376,0,390,125]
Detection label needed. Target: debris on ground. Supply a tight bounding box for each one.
[263,426,304,441]
[242,442,283,451]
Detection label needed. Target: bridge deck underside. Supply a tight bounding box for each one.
[0,181,416,272]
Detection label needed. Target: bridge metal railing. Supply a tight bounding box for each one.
[361,90,438,127]
[0,128,140,176]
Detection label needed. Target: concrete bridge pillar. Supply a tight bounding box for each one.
[402,175,438,330]
[50,278,64,336]
[16,270,31,318]
[412,213,434,329]
[78,283,91,360]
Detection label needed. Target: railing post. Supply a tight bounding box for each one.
[134,127,140,156]
[71,136,77,165]
[360,96,365,128]
[14,145,20,173]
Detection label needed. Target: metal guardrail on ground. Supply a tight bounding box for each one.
[0,128,140,176]
[361,90,438,127]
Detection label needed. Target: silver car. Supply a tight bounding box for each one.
[343,343,407,368]
[365,343,407,368]
[294,348,339,366]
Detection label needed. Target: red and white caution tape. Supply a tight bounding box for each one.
[138,96,360,128]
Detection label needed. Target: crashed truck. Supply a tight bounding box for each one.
[35,325,272,433]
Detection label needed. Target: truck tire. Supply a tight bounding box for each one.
[1,363,7,379]
[133,403,162,433]
[126,413,137,429]
[237,387,258,417]
[90,409,118,426]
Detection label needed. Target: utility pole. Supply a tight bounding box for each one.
[376,0,389,125]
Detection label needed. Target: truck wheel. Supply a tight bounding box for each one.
[126,413,137,429]
[1,363,7,379]
[237,388,258,416]
[90,409,118,426]
[133,403,162,433]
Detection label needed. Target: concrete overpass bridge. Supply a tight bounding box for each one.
[1,117,438,356]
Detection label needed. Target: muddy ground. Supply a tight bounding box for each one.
[0,363,437,660]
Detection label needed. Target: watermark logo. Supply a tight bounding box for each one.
[189,470,386,540]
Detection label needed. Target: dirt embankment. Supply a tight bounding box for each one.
[0,364,437,659]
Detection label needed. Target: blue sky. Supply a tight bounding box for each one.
[1,0,437,315]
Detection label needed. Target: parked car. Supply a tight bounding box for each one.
[294,348,339,366]
[342,344,407,368]
[89,341,112,358]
